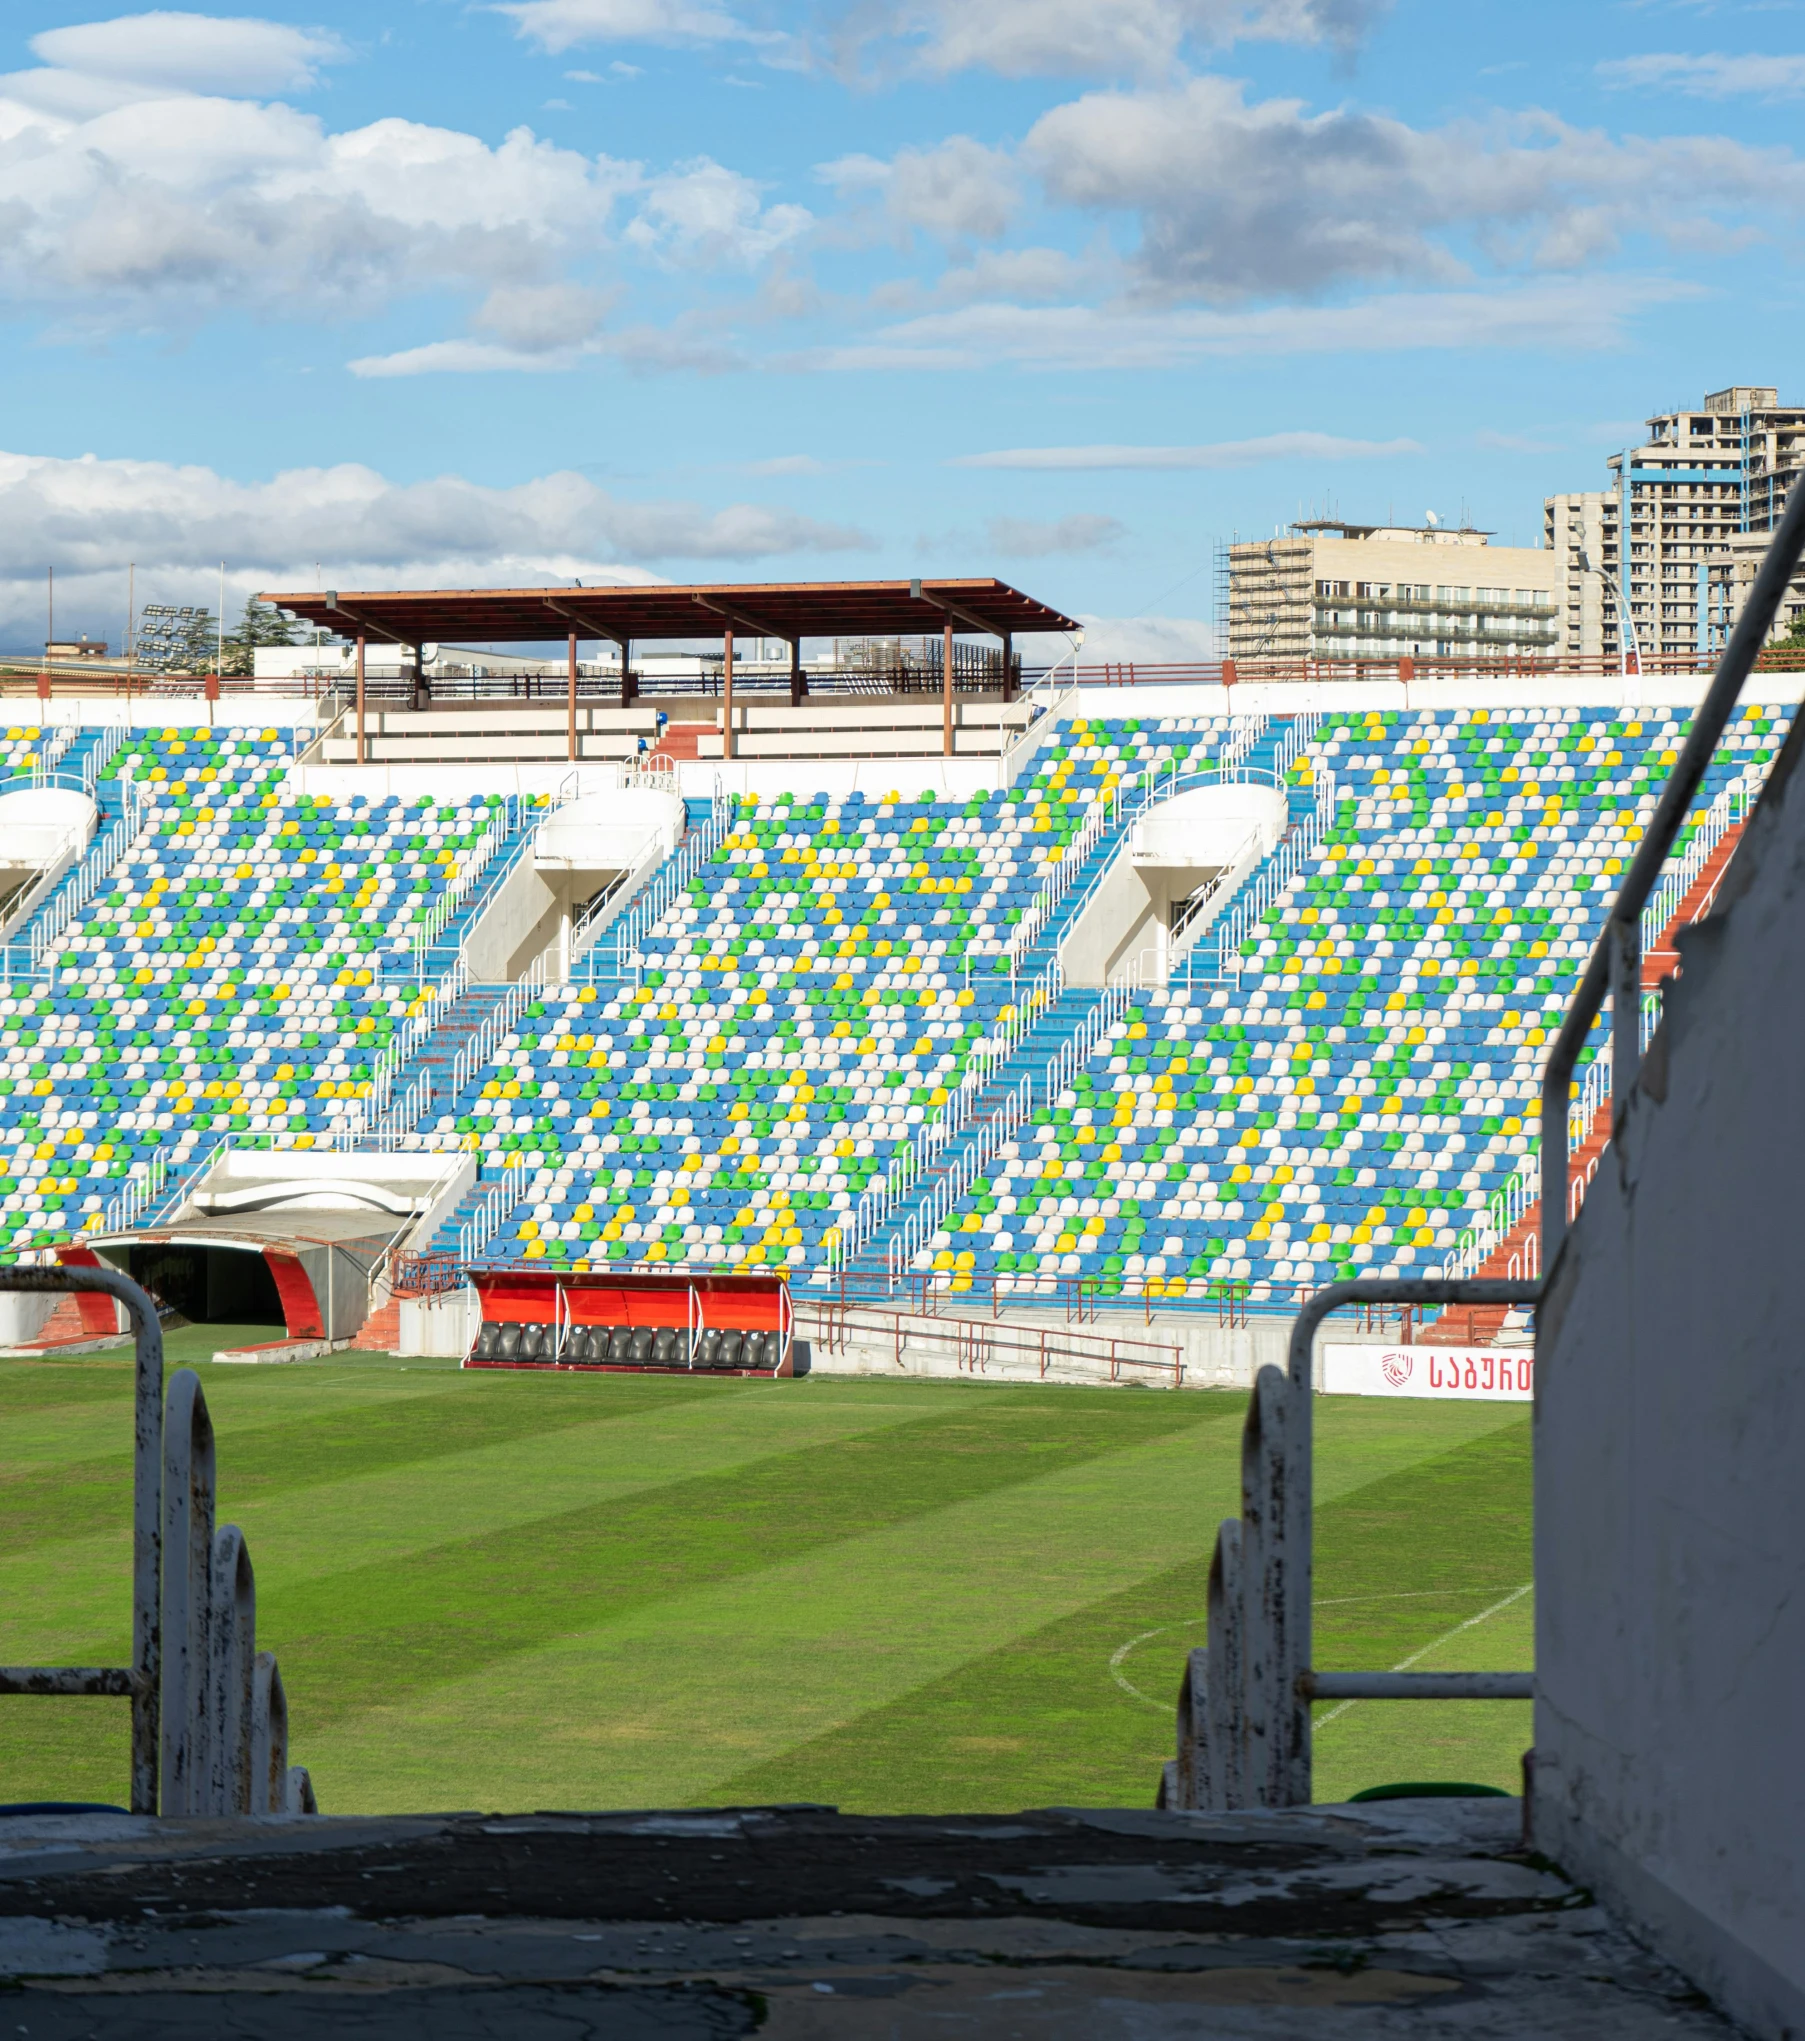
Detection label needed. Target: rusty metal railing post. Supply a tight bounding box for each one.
[1167,1275,1537,1811]
[0,1261,162,1812]
[210,1524,256,1817]
[161,1368,215,1815]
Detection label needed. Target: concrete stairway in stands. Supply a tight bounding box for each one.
[1643,819,1746,988]
[384,984,515,1140]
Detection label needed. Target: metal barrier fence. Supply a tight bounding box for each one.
[0,1261,313,1816]
[800,1298,1185,1386]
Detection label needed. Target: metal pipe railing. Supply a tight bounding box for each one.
[1163,1274,1539,1812]
[1540,482,1805,1274]
[0,1261,163,1812]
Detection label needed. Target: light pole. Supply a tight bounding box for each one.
[1578,546,1640,681]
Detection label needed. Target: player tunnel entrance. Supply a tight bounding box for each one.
[117,1242,289,1328]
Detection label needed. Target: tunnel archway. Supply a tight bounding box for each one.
[121,1243,287,1328]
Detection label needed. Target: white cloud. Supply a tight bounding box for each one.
[744,454,831,475]
[985,512,1124,554]
[0,85,639,326]
[0,35,808,349]
[847,0,1385,80]
[624,157,812,267]
[496,0,786,55]
[1070,610,1219,663]
[347,339,595,377]
[798,276,1699,372]
[819,137,1020,248]
[27,12,347,98]
[471,281,616,350]
[1598,52,1805,99]
[0,445,876,639]
[1024,75,1805,299]
[955,430,1422,469]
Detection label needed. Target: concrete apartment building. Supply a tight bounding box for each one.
[1546,385,1805,666]
[1225,520,1559,667]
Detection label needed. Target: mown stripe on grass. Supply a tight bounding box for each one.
[706,1405,1533,1815]
[262,1391,1222,1742]
[0,1371,718,1559]
[0,1382,1039,1662]
[295,1409,1239,1811]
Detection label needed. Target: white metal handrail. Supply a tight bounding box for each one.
[450,962,552,1103]
[610,800,733,978]
[1195,797,1337,987]
[1217,711,1269,775]
[1639,772,1749,952]
[366,954,469,1114]
[1271,710,1324,780]
[150,1133,230,1226]
[998,651,1082,790]
[1041,972,1143,1108]
[104,1147,169,1234]
[340,1069,433,1151]
[407,796,526,980]
[460,1175,520,1262]
[884,971,1144,1280]
[1013,724,1333,987]
[29,784,149,967]
[1005,784,1123,959]
[883,1077,1032,1280]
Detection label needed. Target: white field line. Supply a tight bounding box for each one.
[1312,1580,1534,1730]
[1107,1591,1480,1712]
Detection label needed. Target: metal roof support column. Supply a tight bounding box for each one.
[789,636,804,707]
[355,636,366,766]
[943,616,954,757]
[566,630,578,764]
[1001,630,1015,701]
[723,628,736,762]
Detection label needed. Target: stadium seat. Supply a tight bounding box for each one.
[8,703,1788,1315]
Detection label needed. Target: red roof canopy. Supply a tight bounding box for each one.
[257,577,1078,647]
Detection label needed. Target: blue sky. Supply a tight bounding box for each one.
[3,0,1803,654]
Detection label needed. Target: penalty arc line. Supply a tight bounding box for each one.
[1107,1592,1494,1712]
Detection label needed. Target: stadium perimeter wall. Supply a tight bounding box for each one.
[1534,718,1805,2037]
[393,1291,1420,1390]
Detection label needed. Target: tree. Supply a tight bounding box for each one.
[221,599,301,677]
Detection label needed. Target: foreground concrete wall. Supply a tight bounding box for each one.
[1534,723,1805,2039]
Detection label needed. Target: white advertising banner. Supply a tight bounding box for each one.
[1322,1343,1534,1401]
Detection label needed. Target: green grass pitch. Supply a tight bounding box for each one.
[0,1328,1532,1813]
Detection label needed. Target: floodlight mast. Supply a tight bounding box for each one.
[1578,544,1641,679]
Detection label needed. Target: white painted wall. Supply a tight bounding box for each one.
[1533,731,1805,2040]
[1130,783,1286,867]
[1062,782,1287,987]
[290,762,632,804]
[534,790,682,871]
[678,757,1005,803]
[31,699,329,729]
[398,1288,478,1358]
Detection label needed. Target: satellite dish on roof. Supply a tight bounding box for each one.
[1425,510,1440,527]
[421,643,440,664]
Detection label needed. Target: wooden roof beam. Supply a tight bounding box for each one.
[693,593,793,642]
[324,593,409,647]
[909,580,1005,638]
[541,594,629,649]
